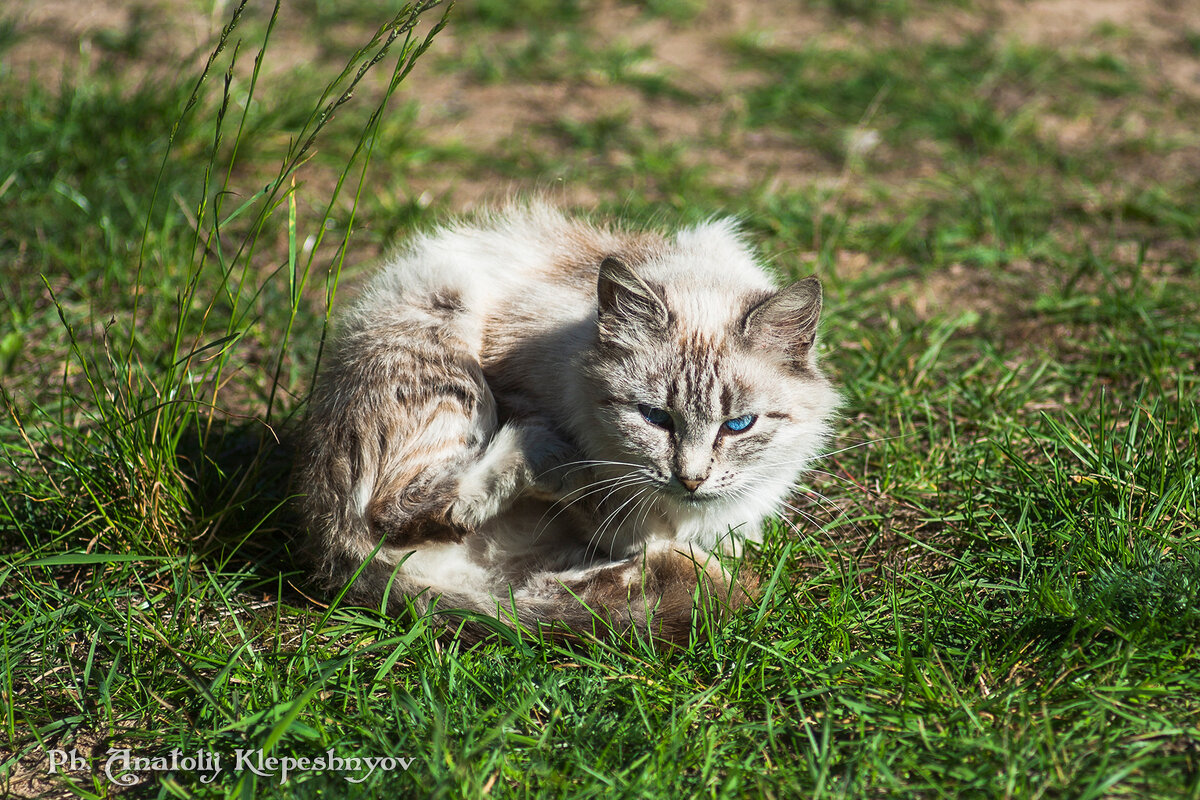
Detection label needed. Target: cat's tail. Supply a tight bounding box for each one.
[500,544,759,645]
[336,543,757,646]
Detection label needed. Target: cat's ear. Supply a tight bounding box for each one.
[597,256,668,335]
[741,276,822,366]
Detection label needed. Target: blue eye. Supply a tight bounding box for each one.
[722,414,757,433]
[638,404,673,430]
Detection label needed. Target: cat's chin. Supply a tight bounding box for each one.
[660,491,742,520]
[677,493,732,510]
[654,483,787,550]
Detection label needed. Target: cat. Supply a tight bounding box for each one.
[296,203,839,643]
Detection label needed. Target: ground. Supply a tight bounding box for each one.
[1,0,1198,798]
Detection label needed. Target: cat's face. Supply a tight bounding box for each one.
[578,257,837,536]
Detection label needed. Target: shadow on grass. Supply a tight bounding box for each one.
[171,412,318,612]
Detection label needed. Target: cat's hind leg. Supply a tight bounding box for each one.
[342,364,577,546]
[360,367,497,546]
[300,315,499,558]
[302,311,576,592]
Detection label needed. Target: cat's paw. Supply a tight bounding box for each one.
[446,419,583,521]
[446,493,489,532]
[523,429,584,498]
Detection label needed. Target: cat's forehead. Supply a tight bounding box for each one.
[657,278,755,338]
[662,330,729,418]
[648,224,777,326]
[657,329,789,420]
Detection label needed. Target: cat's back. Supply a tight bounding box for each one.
[342,204,784,367]
[355,205,649,318]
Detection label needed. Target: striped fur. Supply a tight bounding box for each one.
[295,204,839,643]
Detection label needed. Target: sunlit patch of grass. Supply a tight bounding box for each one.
[732,34,1140,163]
[454,0,585,31]
[642,0,706,23]
[2,0,1199,797]
[449,30,693,100]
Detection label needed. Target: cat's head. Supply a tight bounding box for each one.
[578,250,838,543]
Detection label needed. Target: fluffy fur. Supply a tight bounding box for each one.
[296,204,839,642]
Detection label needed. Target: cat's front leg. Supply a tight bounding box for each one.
[449,419,580,529]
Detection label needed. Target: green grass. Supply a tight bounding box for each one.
[2,0,1199,798]
[732,35,1143,163]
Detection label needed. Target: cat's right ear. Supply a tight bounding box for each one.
[597,256,669,336]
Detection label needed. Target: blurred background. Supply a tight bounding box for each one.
[6,0,1198,258]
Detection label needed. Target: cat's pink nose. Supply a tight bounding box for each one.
[679,477,704,493]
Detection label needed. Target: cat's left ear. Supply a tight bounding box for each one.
[596,256,669,335]
[740,276,822,367]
